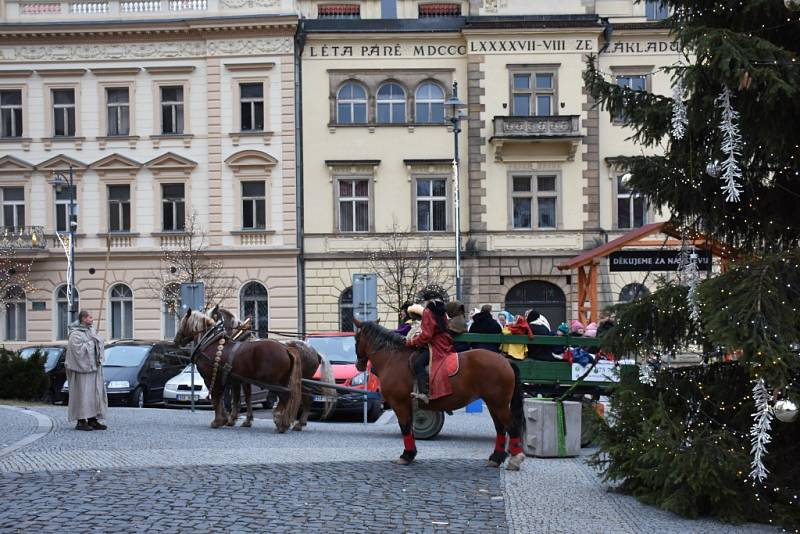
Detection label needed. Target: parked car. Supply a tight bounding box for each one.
[163,363,276,410]
[306,332,383,422]
[62,340,187,407]
[17,345,67,404]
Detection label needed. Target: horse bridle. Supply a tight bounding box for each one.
[188,321,226,365]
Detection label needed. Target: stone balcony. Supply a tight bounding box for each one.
[5,0,294,21]
[490,115,582,162]
[0,226,47,251]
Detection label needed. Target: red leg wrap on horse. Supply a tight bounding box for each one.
[495,434,507,452]
[509,437,523,456]
[403,434,416,451]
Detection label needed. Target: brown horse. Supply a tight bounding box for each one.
[353,319,525,470]
[175,309,305,433]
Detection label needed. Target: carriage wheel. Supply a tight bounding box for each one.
[413,409,444,440]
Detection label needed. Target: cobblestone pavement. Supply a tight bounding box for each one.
[0,407,38,452]
[0,405,778,533]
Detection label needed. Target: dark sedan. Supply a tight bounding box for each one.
[18,345,67,404]
[62,341,187,407]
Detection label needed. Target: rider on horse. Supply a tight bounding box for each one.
[405,300,454,404]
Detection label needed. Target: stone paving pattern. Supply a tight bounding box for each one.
[0,405,778,533]
[0,408,37,451]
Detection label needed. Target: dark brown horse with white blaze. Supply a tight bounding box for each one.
[174,309,334,432]
[353,320,525,470]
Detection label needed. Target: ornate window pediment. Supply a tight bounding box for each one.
[144,152,197,174]
[36,154,87,171]
[90,153,142,173]
[0,155,34,175]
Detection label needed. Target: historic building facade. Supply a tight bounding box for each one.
[0,0,300,347]
[298,0,677,332]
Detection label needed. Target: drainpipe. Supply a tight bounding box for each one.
[295,24,306,336]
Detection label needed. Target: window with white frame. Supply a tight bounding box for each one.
[1,187,24,228]
[336,82,367,124]
[511,70,556,116]
[240,282,268,339]
[55,285,79,340]
[241,181,266,230]
[337,178,369,233]
[415,82,445,123]
[3,286,25,341]
[107,184,131,232]
[162,283,180,340]
[339,286,354,332]
[52,88,76,137]
[617,175,647,229]
[645,0,669,20]
[162,183,185,231]
[376,83,405,123]
[109,283,133,339]
[0,90,22,138]
[106,87,130,136]
[239,83,264,132]
[160,86,184,135]
[615,74,648,122]
[511,174,558,229]
[416,177,447,232]
[54,185,76,233]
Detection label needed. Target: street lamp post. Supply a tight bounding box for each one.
[445,81,466,301]
[50,165,77,324]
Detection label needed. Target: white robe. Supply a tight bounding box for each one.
[66,325,108,422]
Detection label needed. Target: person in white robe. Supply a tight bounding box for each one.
[66,309,108,431]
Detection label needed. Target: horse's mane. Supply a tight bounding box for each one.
[183,310,213,334]
[359,322,412,353]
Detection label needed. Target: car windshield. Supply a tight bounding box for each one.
[307,336,356,363]
[18,348,62,372]
[103,345,150,367]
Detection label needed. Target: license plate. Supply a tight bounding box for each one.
[313,395,325,402]
[177,394,199,401]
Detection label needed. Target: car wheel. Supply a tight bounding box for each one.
[129,387,145,408]
[413,409,445,440]
[367,400,383,423]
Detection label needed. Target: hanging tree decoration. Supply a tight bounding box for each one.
[749,377,774,482]
[639,362,657,386]
[715,86,744,202]
[670,68,688,140]
[684,253,702,321]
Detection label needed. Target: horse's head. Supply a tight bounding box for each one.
[174,308,215,346]
[353,318,368,372]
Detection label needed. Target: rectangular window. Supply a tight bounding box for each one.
[52,88,76,137]
[615,75,648,122]
[160,86,184,135]
[511,71,555,117]
[511,174,558,229]
[1,187,25,228]
[4,301,26,341]
[337,179,369,232]
[0,90,23,138]
[108,184,131,232]
[241,181,266,229]
[646,0,670,20]
[617,176,647,229]
[416,178,447,232]
[240,83,264,132]
[162,183,185,231]
[106,87,130,136]
[54,185,76,233]
[318,3,360,18]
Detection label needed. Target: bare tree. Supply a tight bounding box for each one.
[0,230,38,306]
[365,223,452,320]
[145,213,236,313]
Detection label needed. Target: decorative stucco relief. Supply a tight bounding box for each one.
[219,0,280,8]
[1,37,291,62]
[481,0,508,13]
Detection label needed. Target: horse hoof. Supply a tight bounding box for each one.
[394,457,412,466]
[291,424,303,431]
[486,460,500,468]
[241,421,252,428]
[506,453,526,471]
[210,421,222,429]
[225,420,236,427]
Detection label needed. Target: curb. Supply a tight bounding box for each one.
[0,405,53,458]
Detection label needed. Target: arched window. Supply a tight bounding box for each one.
[415,82,445,123]
[240,282,268,338]
[505,280,566,328]
[619,283,650,303]
[416,284,449,303]
[162,283,181,340]
[3,286,26,341]
[339,286,354,332]
[55,285,79,340]
[376,82,406,123]
[109,283,133,339]
[336,82,367,124]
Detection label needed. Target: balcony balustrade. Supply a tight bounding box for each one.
[0,226,47,250]
[491,115,582,162]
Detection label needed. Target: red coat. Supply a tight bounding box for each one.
[406,308,455,399]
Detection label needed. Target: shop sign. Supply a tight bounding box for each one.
[609,250,713,272]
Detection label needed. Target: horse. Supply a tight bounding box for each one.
[174,309,314,433]
[353,319,526,470]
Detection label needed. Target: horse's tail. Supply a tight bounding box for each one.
[509,362,524,439]
[280,345,304,430]
[317,352,337,420]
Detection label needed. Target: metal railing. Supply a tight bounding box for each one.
[0,226,47,249]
